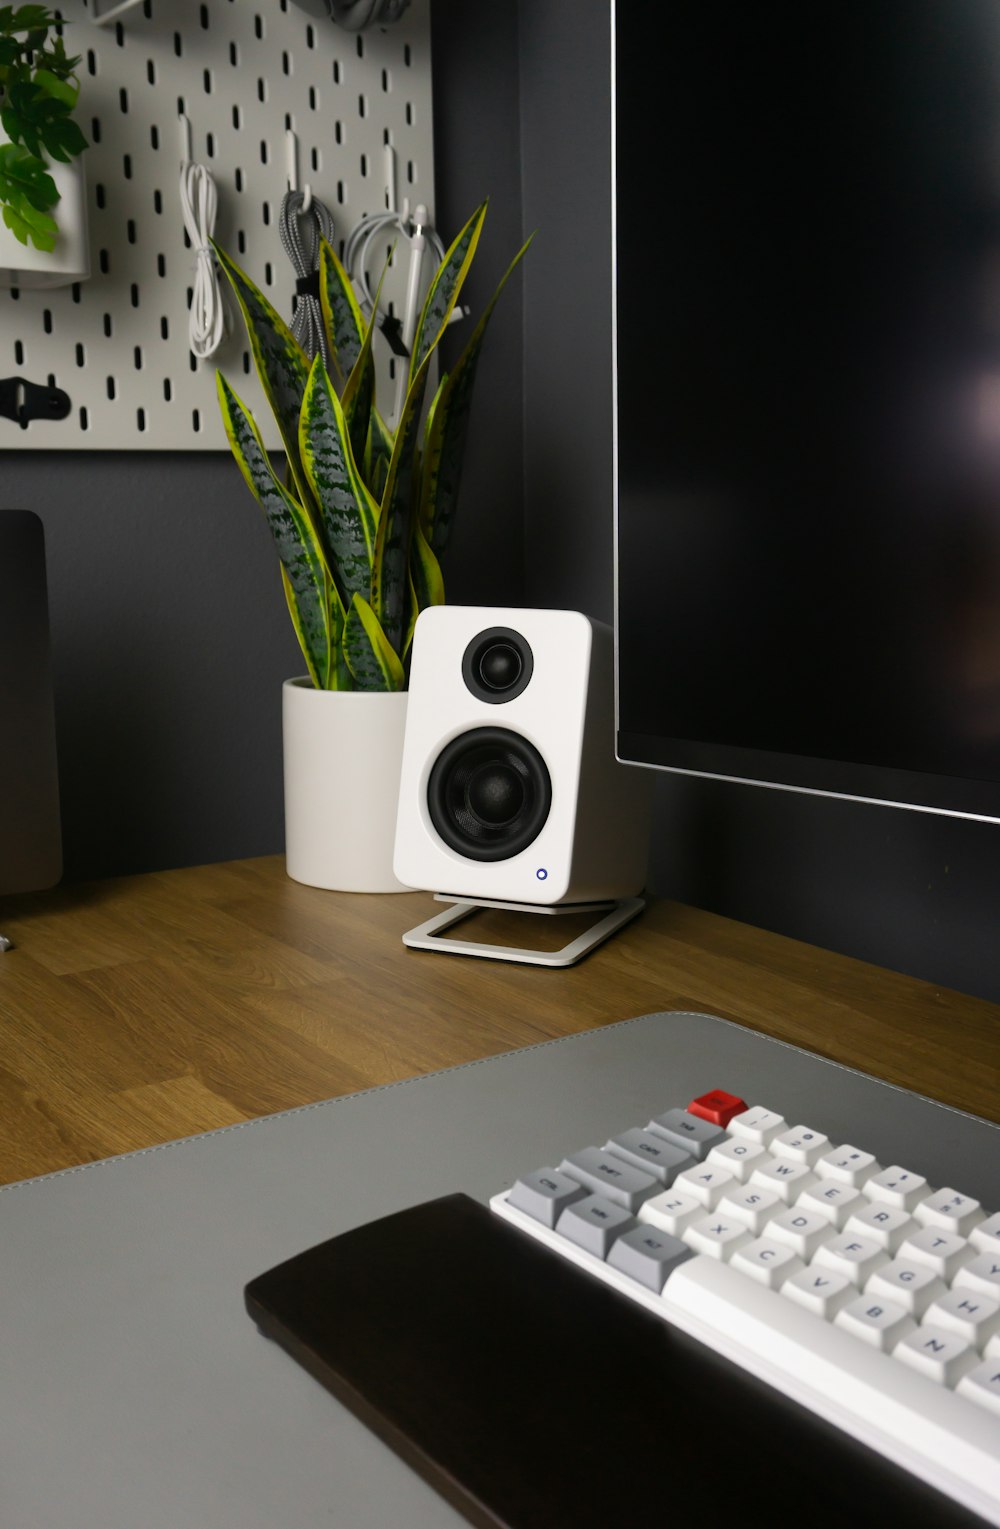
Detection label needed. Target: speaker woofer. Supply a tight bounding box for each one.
[427,727,552,862]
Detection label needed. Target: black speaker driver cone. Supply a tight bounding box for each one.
[427,727,552,862]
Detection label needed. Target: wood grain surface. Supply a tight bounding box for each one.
[0,855,997,1185]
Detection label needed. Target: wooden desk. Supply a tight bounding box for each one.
[1,854,997,1186]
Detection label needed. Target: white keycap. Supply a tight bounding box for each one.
[815,1145,879,1188]
[771,1126,830,1166]
[660,1253,1000,1524]
[970,1211,1000,1256]
[717,1185,782,1234]
[795,1179,864,1229]
[923,1289,1000,1349]
[727,1106,785,1145]
[766,1206,832,1259]
[782,1264,856,1319]
[748,1157,817,1204]
[729,1236,804,1289]
[673,1164,735,1209]
[893,1326,978,1387]
[813,1232,889,1286]
[957,1361,1000,1418]
[865,1166,928,1213]
[865,1259,947,1317]
[706,1136,768,1182]
[638,1188,703,1237]
[913,1188,985,1238]
[897,1227,974,1282]
[834,1294,917,1351]
[953,1252,1000,1301]
[683,1213,751,1260]
[845,1202,915,1253]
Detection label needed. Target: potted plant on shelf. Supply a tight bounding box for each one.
[0,4,90,287]
[214,200,532,892]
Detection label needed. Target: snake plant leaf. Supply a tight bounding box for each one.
[343,592,406,692]
[299,355,379,612]
[410,519,445,617]
[341,248,391,477]
[419,230,535,558]
[213,240,313,506]
[365,406,395,502]
[371,348,433,656]
[318,236,366,390]
[217,372,331,689]
[409,200,487,387]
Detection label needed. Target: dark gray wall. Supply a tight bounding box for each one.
[516,2,1000,1005]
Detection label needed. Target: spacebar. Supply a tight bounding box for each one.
[661,1255,1000,1526]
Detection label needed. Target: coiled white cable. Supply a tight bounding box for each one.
[179,159,225,360]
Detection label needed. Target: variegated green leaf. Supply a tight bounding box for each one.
[371,348,433,655]
[299,355,379,611]
[419,231,534,557]
[318,236,366,389]
[343,592,406,692]
[217,372,331,688]
[409,200,487,386]
[410,519,445,615]
[325,583,355,691]
[213,241,313,506]
[341,248,391,476]
[365,406,395,502]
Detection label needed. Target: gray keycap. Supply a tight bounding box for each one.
[647,1108,726,1160]
[508,1167,587,1229]
[607,1224,694,1291]
[606,1128,692,1184]
[559,1147,659,1211]
[556,1194,636,1258]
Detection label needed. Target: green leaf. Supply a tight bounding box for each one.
[409,200,487,386]
[344,592,406,692]
[410,520,445,615]
[371,348,433,656]
[0,139,56,210]
[32,65,77,107]
[419,231,535,557]
[318,236,366,389]
[1,191,56,248]
[216,372,332,689]
[298,355,379,611]
[213,241,313,507]
[365,406,394,502]
[341,247,390,474]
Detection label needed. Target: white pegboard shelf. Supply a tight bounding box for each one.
[1,0,435,450]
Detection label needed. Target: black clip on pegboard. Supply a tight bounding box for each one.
[0,377,71,430]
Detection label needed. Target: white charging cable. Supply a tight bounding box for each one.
[178,116,225,361]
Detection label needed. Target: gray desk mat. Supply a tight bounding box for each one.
[1,1009,997,1529]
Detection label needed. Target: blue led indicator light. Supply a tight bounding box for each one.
[536,868,548,880]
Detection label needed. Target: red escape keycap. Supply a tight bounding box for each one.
[688,1089,748,1127]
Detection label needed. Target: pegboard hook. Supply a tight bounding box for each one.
[286,130,313,215]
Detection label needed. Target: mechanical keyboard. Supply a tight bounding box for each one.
[244,1013,1000,1529]
[490,1085,1000,1526]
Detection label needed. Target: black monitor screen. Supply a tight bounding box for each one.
[614,0,1000,822]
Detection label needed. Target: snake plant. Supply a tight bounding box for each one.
[215,201,533,691]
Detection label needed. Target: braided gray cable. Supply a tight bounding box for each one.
[278,190,337,372]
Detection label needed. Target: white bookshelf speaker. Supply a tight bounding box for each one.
[393,606,653,964]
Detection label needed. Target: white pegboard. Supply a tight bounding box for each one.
[1,0,436,449]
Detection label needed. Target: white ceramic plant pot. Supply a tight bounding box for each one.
[0,124,90,289]
[282,678,412,893]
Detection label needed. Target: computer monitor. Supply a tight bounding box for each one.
[613,0,1000,826]
[0,510,62,904]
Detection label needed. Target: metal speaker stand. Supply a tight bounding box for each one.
[401,894,645,968]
